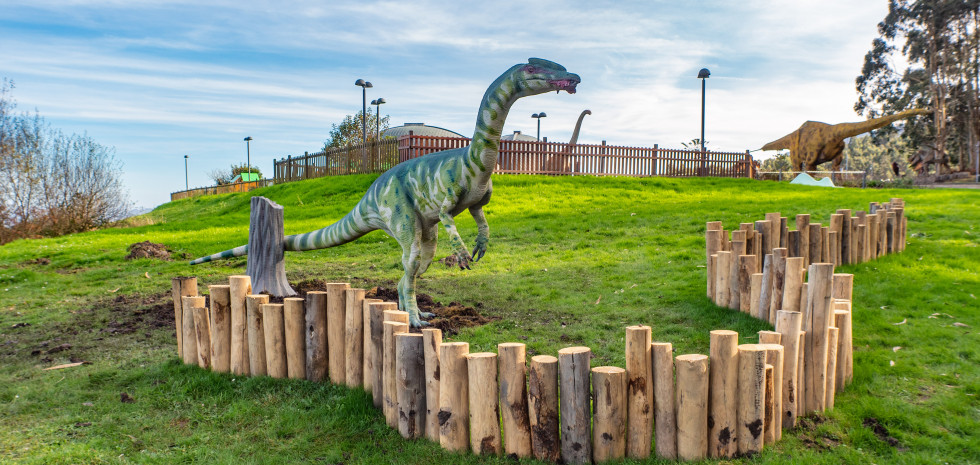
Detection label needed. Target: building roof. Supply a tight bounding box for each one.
[382,123,466,139]
[231,172,262,183]
[500,130,538,142]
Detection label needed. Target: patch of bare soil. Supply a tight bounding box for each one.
[21,257,51,266]
[287,279,496,336]
[125,241,174,260]
[863,417,906,450]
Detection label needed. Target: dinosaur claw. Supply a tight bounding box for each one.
[419,312,435,319]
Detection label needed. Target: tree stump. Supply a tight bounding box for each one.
[245,196,296,297]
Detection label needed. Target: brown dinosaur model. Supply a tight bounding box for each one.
[761,108,929,171]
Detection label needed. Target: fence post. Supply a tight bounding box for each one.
[862,169,868,188]
[745,150,754,178]
[653,144,659,177]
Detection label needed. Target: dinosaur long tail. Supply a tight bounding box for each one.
[189,202,376,265]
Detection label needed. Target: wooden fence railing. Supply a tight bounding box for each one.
[274,135,754,184]
[170,179,273,202]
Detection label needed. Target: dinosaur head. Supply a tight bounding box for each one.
[516,58,580,95]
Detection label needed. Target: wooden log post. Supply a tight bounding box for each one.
[384,320,409,427]
[758,330,781,345]
[834,305,854,386]
[396,333,426,439]
[345,288,366,388]
[804,263,834,414]
[787,230,799,259]
[362,298,382,392]
[856,224,867,264]
[423,328,443,442]
[714,251,732,308]
[878,209,888,257]
[191,304,211,369]
[757,254,774,321]
[832,273,854,302]
[796,331,806,416]
[467,352,501,455]
[262,303,287,378]
[886,211,897,254]
[624,326,652,459]
[529,355,560,462]
[228,275,251,376]
[439,342,470,452]
[675,354,709,461]
[371,302,398,407]
[283,297,306,380]
[868,214,879,259]
[760,344,784,442]
[894,206,905,252]
[592,366,627,463]
[754,220,769,265]
[768,248,788,324]
[821,226,830,263]
[766,212,782,253]
[824,327,839,410]
[750,273,763,318]
[498,343,531,458]
[763,364,775,445]
[558,346,593,464]
[327,282,350,384]
[651,342,677,459]
[708,330,738,458]
[305,291,328,382]
[780,217,789,248]
[181,296,204,365]
[828,231,839,267]
[737,344,766,456]
[808,223,822,266]
[208,285,231,373]
[171,277,198,358]
[782,257,804,313]
[829,214,843,266]
[706,228,724,299]
[738,254,758,313]
[797,214,811,267]
[244,197,297,297]
[774,310,802,429]
[728,239,746,310]
[838,209,852,264]
[246,294,270,376]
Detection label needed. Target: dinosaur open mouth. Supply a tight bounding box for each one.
[550,79,578,94]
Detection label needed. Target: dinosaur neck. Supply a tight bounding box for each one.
[568,110,591,145]
[466,65,523,185]
[834,108,929,139]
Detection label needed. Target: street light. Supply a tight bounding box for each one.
[355,79,373,143]
[532,112,547,141]
[243,136,252,181]
[371,97,386,139]
[184,155,189,190]
[697,68,710,176]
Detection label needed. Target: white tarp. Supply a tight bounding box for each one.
[789,172,837,187]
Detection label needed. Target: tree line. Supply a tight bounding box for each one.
[0,80,130,245]
[856,0,980,175]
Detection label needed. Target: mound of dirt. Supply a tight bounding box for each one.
[288,279,495,335]
[125,241,172,261]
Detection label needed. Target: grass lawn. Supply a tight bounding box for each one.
[1,174,978,464]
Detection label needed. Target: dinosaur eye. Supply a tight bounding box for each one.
[523,65,543,74]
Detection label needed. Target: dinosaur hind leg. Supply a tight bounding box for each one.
[394,218,428,327]
[414,224,439,320]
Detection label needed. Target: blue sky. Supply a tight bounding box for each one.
[1,0,891,208]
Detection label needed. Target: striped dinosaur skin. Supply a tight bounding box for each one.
[192,58,580,327]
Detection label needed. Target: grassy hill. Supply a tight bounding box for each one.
[1,174,978,464]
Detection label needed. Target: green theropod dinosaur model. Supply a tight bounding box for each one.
[191,58,580,327]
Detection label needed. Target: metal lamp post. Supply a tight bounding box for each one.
[532,112,547,141]
[184,155,189,190]
[698,68,710,176]
[243,136,252,181]
[355,79,373,143]
[371,98,386,139]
